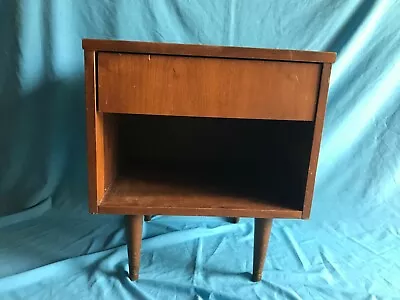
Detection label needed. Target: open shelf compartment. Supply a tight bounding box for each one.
[96,114,314,219]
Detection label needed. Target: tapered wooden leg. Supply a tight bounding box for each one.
[127,215,143,281]
[144,215,152,222]
[252,218,273,282]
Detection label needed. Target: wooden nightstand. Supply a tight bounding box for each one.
[82,39,335,281]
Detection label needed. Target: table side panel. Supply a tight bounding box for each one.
[302,63,332,219]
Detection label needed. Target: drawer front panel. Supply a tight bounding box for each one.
[97,52,321,120]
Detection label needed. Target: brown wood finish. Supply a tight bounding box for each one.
[84,51,117,213]
[84,51,98,213]
[126,215,143,281]
[113,115,312,217]
[83,39,336,63]
[302,63,332,219]
[98,53,321,121]
[98,176,303,219]
[252,218,273,282]
[102,114,118,203]
[91,112,117,212]
[82,39,335,282]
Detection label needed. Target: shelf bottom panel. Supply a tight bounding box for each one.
[99,175,303,219]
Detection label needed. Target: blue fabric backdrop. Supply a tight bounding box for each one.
[1,0,400,299]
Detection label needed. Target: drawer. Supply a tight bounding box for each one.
[97,52,321,121]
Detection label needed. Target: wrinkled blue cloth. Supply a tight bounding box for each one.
[1,0,400,299]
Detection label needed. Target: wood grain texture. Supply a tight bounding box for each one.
[82,39,335,282]
[126,215,143,281]
[103,115,313,218]
[302,63,332,219]
[84,51,99,213]
[84,51,117,213]
[116,115,312,211]
[82,39,336,63]
[252,218,273,282]
[98,53,321,121]
[102,114,117,200]
[98,176,303,219]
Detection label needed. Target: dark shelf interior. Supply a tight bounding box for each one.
[99,114,314,218]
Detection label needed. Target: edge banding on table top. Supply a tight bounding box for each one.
[82,39,336,63]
